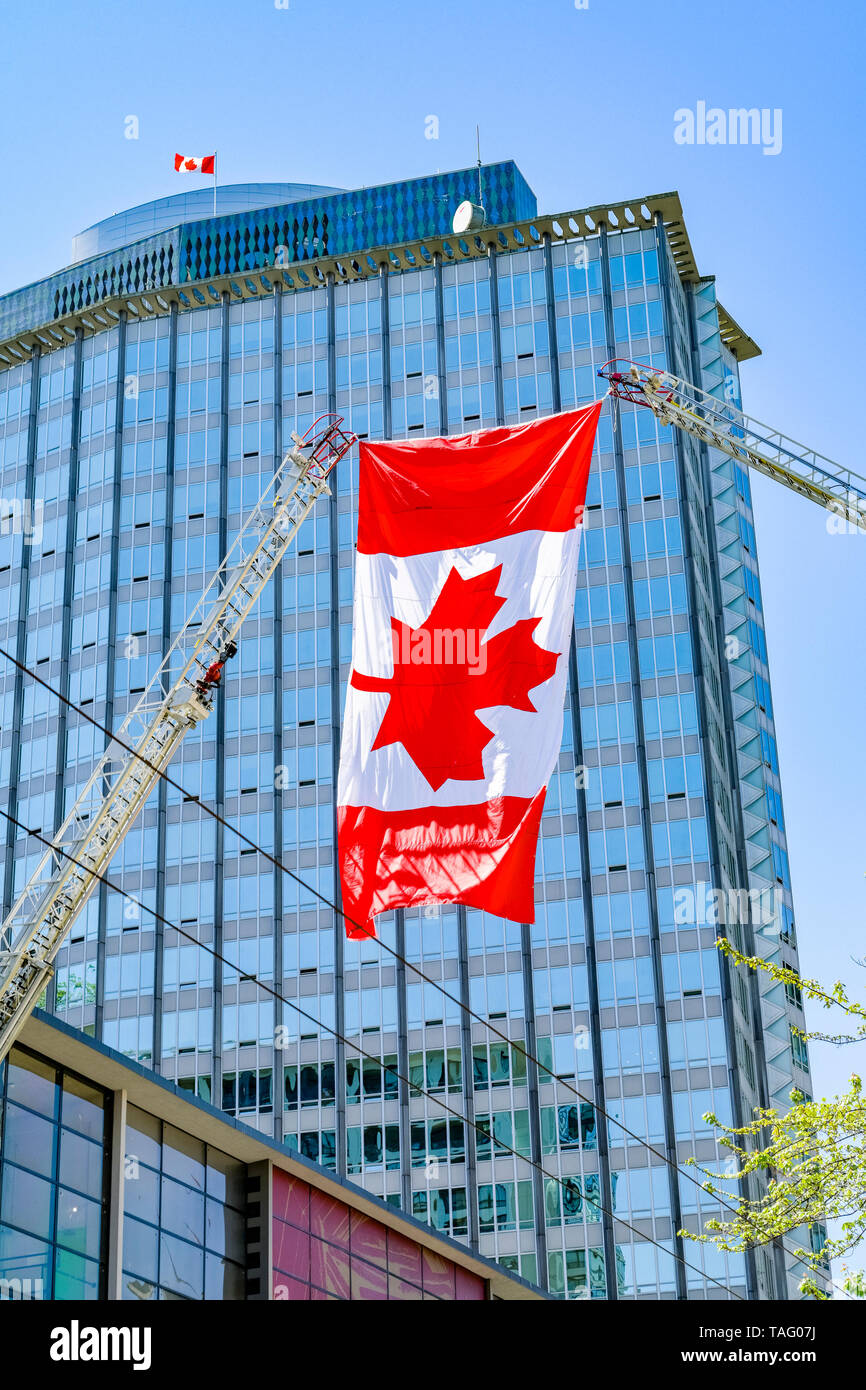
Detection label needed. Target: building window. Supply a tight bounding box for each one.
[790,1026,809,1073]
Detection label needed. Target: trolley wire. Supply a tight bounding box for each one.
[0,801,744,1300]
[0,646,810,1285]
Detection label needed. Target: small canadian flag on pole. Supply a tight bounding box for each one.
[174,151,218,215]
[174,153,215,173]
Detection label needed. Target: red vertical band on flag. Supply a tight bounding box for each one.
[338,793,546,937]
[357,403,601,556]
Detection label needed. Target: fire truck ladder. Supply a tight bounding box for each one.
[0,416,355,1065]
[598,359,866,531]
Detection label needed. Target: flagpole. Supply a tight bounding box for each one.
[213,149,218,218]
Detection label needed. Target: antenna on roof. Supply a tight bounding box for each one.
[452,124,487,235]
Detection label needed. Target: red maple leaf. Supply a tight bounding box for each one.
[351,564,559,791]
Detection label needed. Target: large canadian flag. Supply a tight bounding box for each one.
[337,404,601,938]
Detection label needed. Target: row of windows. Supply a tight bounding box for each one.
[122,1102,245,1301]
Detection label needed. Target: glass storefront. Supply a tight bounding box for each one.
[0,1046,109,1299]
[121,1103,246,1301]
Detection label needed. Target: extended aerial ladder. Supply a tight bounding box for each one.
[598,360,866,531]
[0,416,355,1065]
[0,357,862,1067]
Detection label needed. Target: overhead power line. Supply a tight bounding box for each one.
[0,801,743,1301]
[1,646,808,1288]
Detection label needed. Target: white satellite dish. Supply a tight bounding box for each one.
[452,200,486,234]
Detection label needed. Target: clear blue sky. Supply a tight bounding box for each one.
[1,0,864,1105]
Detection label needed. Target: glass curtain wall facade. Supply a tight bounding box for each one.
[0,180,813,1301]
[0,1046,109,1299]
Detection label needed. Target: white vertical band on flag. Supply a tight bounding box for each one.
[338,528,579,814]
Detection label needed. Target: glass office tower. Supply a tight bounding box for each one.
[0,163,813,1300]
